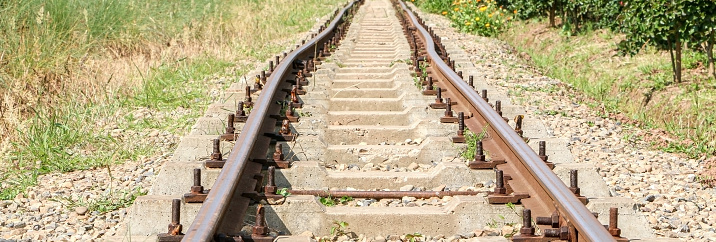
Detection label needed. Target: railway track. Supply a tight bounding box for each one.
[120,0,656,241]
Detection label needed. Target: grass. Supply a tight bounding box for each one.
[500,21,716,158]
[0,0,347,200]
[459,126,489,160]
[54,186,147,214]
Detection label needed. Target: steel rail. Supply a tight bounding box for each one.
[288,190,484,199]
[181,1,359,241]
[396,1,614,241]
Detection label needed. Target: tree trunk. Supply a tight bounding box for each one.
[675,26,683,83]
[549,1,557,27]
[708,30,715,79]
[668,38,677,83]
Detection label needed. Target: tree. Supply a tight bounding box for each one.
[620,0,716,82]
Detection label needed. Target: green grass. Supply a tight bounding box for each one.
[501,20,716,158]
[54,187,147,214]
[459,126,489,160]
[0,0,347,200]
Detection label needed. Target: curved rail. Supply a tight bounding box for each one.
[181,1,359,241]
[396,1,614,241]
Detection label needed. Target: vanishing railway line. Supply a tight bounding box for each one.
[123,0,641,241]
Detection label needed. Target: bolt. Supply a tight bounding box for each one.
[280,120,291,135]
[245,86,252,103]
[469,75,474,87]
[515,115,523,137]
[444,98,454,118]
[570,169,581,195]
[211,138,222,160]
[494,170,506,194]
[475,141,485,162]
[265,166,277,194]
[435,87,443,104]
[291,85,299,104]
[536,211,560,228]
[236,102,246,117]
[426,76,434,90]
[171,199,180,226]
[495,100,502,117]
[286,106,295,118]
[457,112,464,137]
[269,60,274,73]
[520,209,535,236]
[261,71,267,84]
[254,75,262,90]
[457,71,463,79]
[275,55,280,66]
[481,89,488,102]
[252,205,268,236]
[226,114,235,135]
[451,60,455,70]
[273,144,285,162]
[609,207,621,237]
[191,168,203,194]
[538,141,548,162]
[283,52,287,58]
[544,226,569,239]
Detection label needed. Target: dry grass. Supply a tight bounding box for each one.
[0,0,347,199]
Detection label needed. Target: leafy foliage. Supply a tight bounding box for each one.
[414,0,514,37]
[319,195,353,207]
[619,0,716,82]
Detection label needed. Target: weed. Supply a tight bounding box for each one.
[413,61,430,89]
[330,221,349,236]
[320,196,336,207]
[318,221,350,242]
[276,188,291,197]
[459,125,490,160]
[54,187,147,214]
[485,202,526,238]
[389,58,413,67]
[319,195,353,207]
[405,233,423,242]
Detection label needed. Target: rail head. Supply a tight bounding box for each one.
[396,1,615,241]
[181,1,359,241]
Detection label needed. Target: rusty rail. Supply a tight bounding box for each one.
[289,190,483,199]
[395,1,614,241]
[181,1,360,241]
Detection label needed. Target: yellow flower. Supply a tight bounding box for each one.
[474,17,480,21]
[442,11,448,15]
[454,7,460,11]
[479,6,488,12]
[466,21,472,25]
[514,9,518,14]
[488,13,493,18]
[485,23,490,27]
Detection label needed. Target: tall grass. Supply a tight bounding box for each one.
[0,0,346,199]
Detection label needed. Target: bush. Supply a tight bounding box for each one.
[414,0,513,37]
